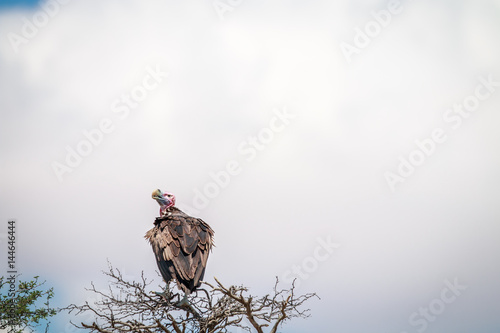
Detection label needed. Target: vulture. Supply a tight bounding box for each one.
[145,189,214,298]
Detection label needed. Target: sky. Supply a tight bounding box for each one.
[1,0,500,332]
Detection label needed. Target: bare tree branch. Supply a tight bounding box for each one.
[63,263,319,333]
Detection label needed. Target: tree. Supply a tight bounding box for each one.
[65,263,318,333]
[0,276,57,333]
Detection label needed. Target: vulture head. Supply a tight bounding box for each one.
[152,189,176,216]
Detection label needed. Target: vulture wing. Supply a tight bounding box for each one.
[145,207,214,293]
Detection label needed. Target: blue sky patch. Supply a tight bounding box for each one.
[0,0,39,9]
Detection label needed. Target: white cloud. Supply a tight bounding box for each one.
[1,0,500,332]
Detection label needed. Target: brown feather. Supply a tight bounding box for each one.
[145,207,214,293]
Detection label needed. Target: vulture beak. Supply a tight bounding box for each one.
[152,189,175,208]
[152,189,163,200]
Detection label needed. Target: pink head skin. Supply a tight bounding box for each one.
[152,189,176,216]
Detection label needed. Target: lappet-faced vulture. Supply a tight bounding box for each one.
[145,189,214,294]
